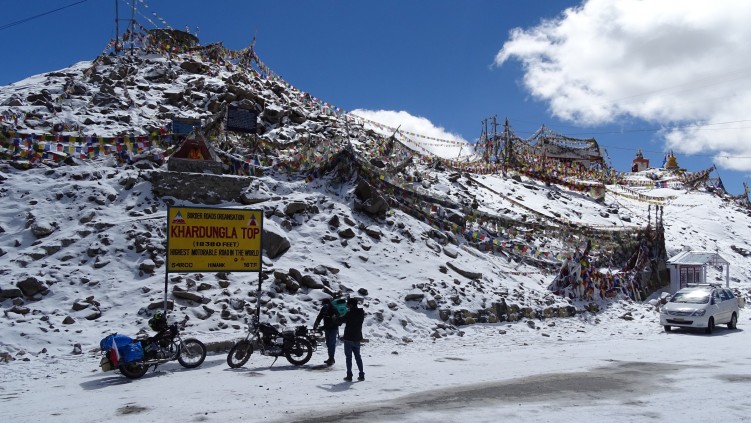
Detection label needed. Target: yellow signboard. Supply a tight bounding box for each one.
[167,206,263,272]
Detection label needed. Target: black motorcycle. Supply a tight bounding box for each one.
[295,325,324,351]
[227,315,313,368]
[100,314,207,379]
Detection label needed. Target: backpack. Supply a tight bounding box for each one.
[331,298,348,316]
[148,312,168,332]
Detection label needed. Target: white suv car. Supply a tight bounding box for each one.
[660,284,740,333]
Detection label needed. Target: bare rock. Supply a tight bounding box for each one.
[353,180,389,217]
[263,227,291,259]
[8,305,31,315]
[313,265,328,275]
[172,289,209,304]
[364,226,382,240]
[445,261,482,280]
[31,221,57,238]
[284,201,308,216]
[0,287,23,299]
[17,277,48,298]
[138,259,157,274]
[72,301,89,311]
[328,215,340,228]
[301,275,324,289]
[405,293,425,301]
[443,245,459,258]
[288,268,303,283]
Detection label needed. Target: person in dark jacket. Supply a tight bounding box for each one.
[313,298,339,366]
[339,297,365,381]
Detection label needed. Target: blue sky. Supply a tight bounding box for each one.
[2,0,750,195]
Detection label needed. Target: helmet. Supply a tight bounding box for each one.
[148,312,168,331]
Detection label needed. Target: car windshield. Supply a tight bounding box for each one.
[671,290,710,304]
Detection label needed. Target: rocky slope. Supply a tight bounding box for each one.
[1,51,750,360]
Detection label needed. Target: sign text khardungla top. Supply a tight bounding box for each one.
[166,206,263,272]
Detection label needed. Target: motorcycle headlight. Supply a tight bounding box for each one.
[690,309,706,317]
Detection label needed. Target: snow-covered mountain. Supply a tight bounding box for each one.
[1,48,750,364]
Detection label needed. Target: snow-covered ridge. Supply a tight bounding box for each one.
[0,52,750,362]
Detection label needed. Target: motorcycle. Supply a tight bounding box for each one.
[99,313,207,379]
[226,315,314,368]
[295,325,324,351]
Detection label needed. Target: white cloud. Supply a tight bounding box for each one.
[350,109,474,159]
[495,0,751,171]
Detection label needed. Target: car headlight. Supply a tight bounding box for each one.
[691,309,706,317]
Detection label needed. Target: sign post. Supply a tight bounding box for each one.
[166,206,263,313]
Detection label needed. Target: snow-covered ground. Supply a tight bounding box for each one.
[3,310,751,422]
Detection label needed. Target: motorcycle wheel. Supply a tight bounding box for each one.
[227,340,253,368]
[285,337,313,366]
[177,338,207,368]
[119,362,149,379]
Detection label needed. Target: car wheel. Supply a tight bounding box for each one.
[728,313,738,330]
[705,316,715,334]
[664,325,671,332]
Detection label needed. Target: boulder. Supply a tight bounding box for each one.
[71,301,89,311]
[8,305,31,315]
[139,259,157,274]
[445,209,465,227]
[31,221,56,238]
[300,275,324,289]
[239,193,270,205]
[0,287,24,299]
[288,268,303,283]
[16,277,48,298]
[262,104,285,124]
[364,226,382,240]
[354,180,389,217]
[172,289,209,304]
[445,261,482,280]
[262,227,291,259]
[443,245,459,259]
[284,201,308,216]
[179,60,209,74]
[328,215,340,228]
[284,278,300,293]
[84,310,102,320]
[313,265,328,275]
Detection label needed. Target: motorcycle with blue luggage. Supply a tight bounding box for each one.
[99,312,207,379]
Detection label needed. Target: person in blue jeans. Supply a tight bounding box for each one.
[313,298,339,366]
[339,297,365,381]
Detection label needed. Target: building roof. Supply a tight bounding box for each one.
[667,251,729,266]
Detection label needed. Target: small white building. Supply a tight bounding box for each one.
[666,251,730,294]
